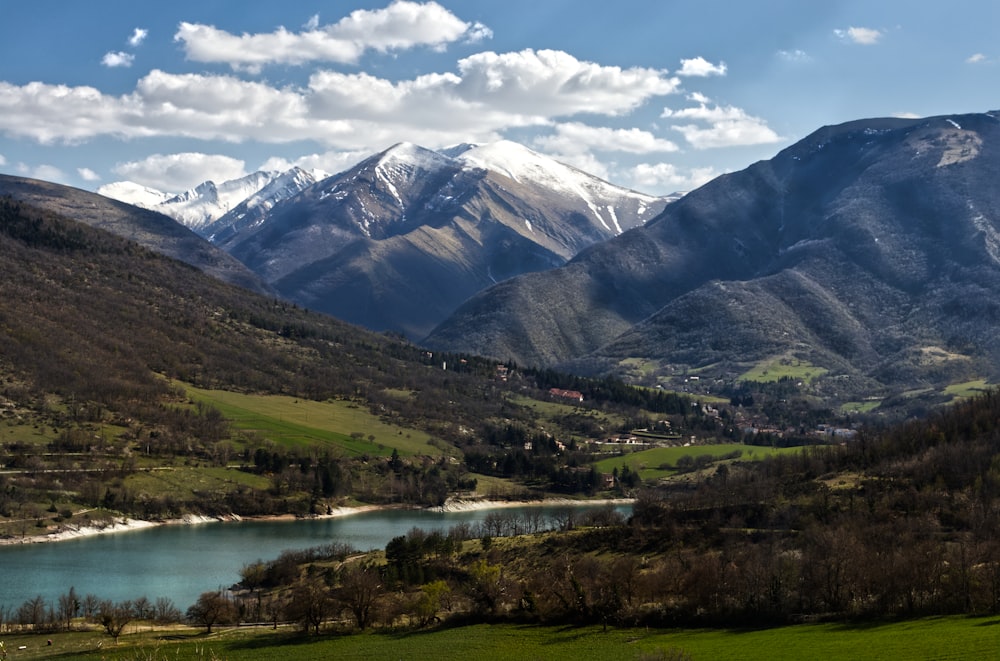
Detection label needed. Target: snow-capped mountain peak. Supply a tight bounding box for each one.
[99,169,319,235]
[96,181,171,209]
[454,140,662,234]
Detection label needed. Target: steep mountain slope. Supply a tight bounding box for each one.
[0,174,271,294]
[425,112,1000,401]
[201,167,320,243]
[218,141,670,338]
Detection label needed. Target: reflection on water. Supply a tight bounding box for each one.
[0,503,630,610]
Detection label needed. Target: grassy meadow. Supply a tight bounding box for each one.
[181,385,443,458]
[739,356,828,384]
[593,443,804,481]
[9,616,999,660]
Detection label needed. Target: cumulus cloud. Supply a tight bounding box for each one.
[663,102,781,149]
[110,152,247,191]
[677,56,726,77]
[0,154,6,166]
[629,162,718,193]
[128,28,148,48]
[454,49,678,117]
[175,1,487,70]
[77,167,100,181]
[0,49,678,149]
[533,122,679,156]
[967,53,988,64]
[834,26,883,45]
[101,51,134,68]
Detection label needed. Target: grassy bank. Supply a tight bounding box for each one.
[10,616,1000,660]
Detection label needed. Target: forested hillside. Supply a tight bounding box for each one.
[0,195,709,534]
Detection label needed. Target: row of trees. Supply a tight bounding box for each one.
[0,588,181,642]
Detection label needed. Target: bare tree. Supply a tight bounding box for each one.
[186,591,236,634]
[153,597,181,624]
[285,582,333,634]
[97,600,134,643]
[57,587,80,630]
[337,562,384,630]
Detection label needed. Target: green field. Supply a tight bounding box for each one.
[943,378,990,400]
[181,385,443,457]
[740,357,828,385]
[11,616,1000,660]
[840,399,882,414]
[594,443,804,480]
[124,465,272,498]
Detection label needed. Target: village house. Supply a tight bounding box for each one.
[549,388,584,402]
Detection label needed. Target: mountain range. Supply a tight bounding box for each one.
[102,141,673,338]
[23,113,1000,409]
[425,112,1000,405]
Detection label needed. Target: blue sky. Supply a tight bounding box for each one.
[1,0,997,196]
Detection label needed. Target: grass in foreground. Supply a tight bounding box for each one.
[15,616,1000,660]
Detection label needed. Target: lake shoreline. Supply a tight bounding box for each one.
[0,497,634,545]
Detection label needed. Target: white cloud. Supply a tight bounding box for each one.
[101,51,134,68]
[303,14,320,31]
[0,44,678,151]
[0,81,128,143]
[110,152,247,192]
[663,103,782,149]
[967,53,988,64]
[556,152,611,180]
[533,122,679,156]
[834,26,883,45]
[629,162,718,193]
[465,22,493,44]
[128,28,148,48]
[892,112,921,119]
[258,149,369,178]
[454,49,678,117]
[0,154,6,166]
[77,167,100,181]
[175,1,487,70]
[677,56,726,77]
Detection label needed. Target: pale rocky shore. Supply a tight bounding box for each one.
[0,498,632,545]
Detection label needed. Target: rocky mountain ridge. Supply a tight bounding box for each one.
[215,140,673,337]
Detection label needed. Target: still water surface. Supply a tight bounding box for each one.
[0,503,629,611]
